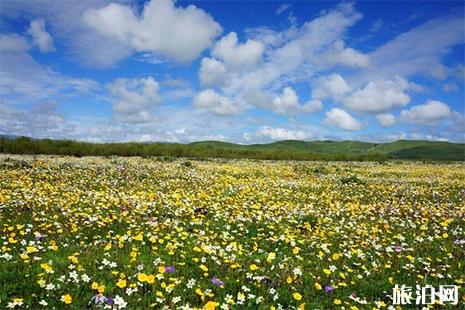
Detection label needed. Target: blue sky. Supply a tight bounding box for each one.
[0,0,464,143]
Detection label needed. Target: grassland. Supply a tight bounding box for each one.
[1,136,465,161]
[0,155,464,309]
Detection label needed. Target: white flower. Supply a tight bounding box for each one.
[187,278,196,289]
[38,300,48,306]
[113,295,127,309]
[82,274,91,282]
[172,296,181,304]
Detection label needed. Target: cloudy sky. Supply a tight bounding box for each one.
[0,0,464,143]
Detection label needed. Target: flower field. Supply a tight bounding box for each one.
[0,155,464,309]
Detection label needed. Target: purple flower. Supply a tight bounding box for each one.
[164,266,175,273]
[106,296,114,305]
[324,285,335,293]
[211,276,224,287]
[35,235,43,241]
[393,245,404,253]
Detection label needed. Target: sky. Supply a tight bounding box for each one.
[0,0,464,144]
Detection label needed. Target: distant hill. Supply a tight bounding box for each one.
[190,139,465,160]
[1,136,464,161]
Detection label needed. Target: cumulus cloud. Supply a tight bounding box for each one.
[323,108,362,131]
[400,100,451,125]
[256,126,307,140]
[318,40,369,68]
[27,19,55,52]
[376,113,396,128]
[212,32,264,70]
[199,57,228,87]
[82,0,222,63]
[312,73,351,100]
[271,87,322,115]
[107,77,160,123]
[342,76,410,113]
[193,89,240,116]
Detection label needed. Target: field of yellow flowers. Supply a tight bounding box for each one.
[0,155,464,309]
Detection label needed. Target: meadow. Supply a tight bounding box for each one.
[0,155,464,309]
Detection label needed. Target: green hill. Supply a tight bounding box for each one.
[1,136,464,161]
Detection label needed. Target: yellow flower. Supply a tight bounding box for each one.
[98,285,105,294]
[147,274,155,284]
[293,292,302,301]
[249,264,258,271]
[292,247,300,254]
[332,253,341,260]
[196,288,204,296]
[91,282,99,289]
[62,294,72,304]
[204,301,217,310]
[158,266,166,274]
[138,273,148,282]
[323,268,331,275]
[200,264,209,272]
[26,246,38,253]
[334,299,342,305]
[267,252,276,263]
[299,303,305,310]
[287,276,293,284]
[116,279,126,288]
[314,282,322,290]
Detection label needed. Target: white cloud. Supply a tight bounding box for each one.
[82,0,222,63]
[0,33,30,52]
[365,11,464,80]
[27,19,55,52]
[442,82,458,92]
[193,89,240,116]
[319,40,369,68]
[107,77,160,123]
[400,100,451,125]
[271,87,322,115]
[323,108,362,131]
[256,126,307,140]
[312,73,351,100]
[376,113,396,128]
[276,3,290,15]
[199,57,227,87]
[212,32,264,70]
[342,76,410,113]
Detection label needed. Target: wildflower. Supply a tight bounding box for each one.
[249,264,258,271]
[334,299,342,305]
[116,279,127,288]
[293,292,302,301]
[146,274,155,284]
[314,282,322,290]
[6,298,23,309]
[138,273,148,282]
[113,295,127,309]
[325,285,335,293]
[204,301,217,310]
[211,276,224,287]
[62,294,72,304]
[164,265,175,273]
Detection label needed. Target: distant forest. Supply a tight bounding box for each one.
[1,136,464,161]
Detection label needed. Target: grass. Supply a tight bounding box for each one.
[0,155,464,309]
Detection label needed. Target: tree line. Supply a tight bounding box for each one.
[0,136,389,161]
